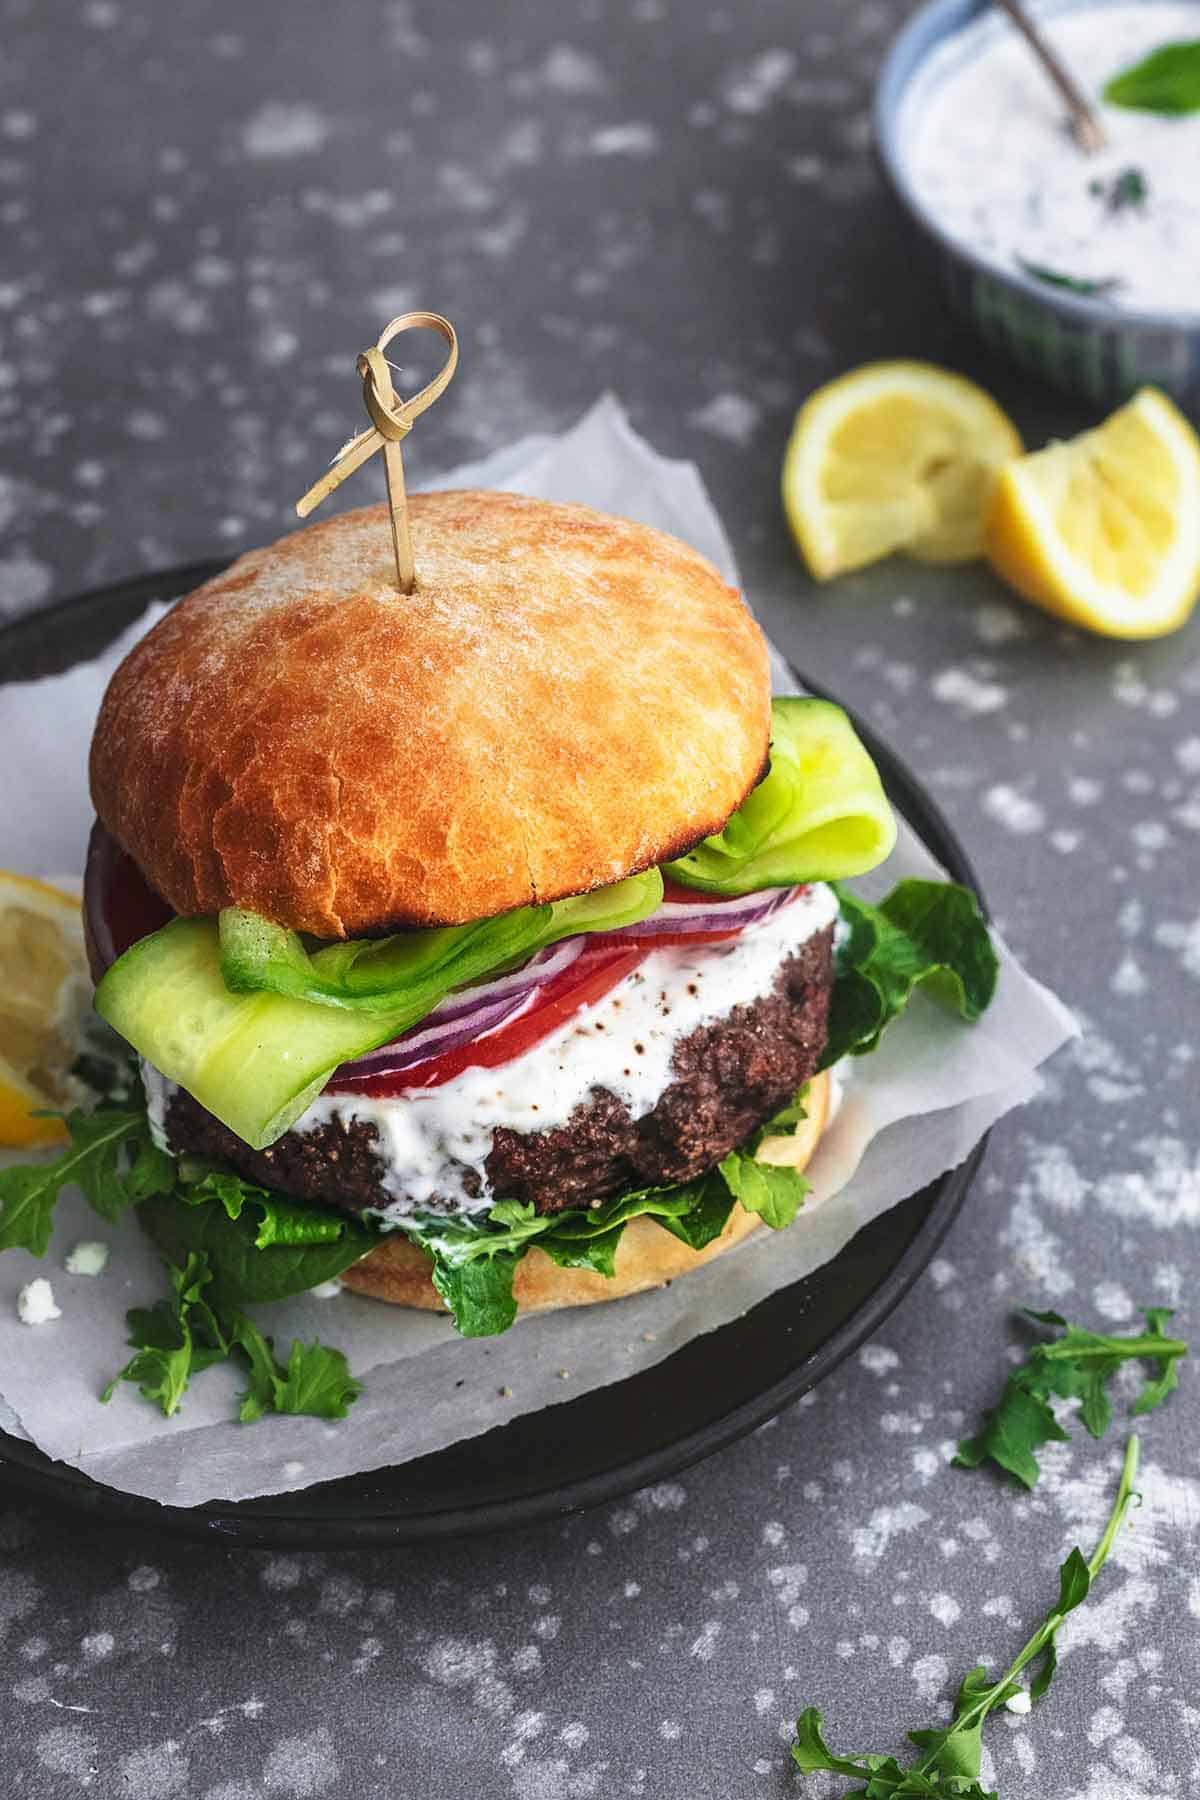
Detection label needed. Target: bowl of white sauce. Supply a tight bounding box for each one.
[876,0,1200,407]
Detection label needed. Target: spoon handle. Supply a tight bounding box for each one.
[995,0,1107,153]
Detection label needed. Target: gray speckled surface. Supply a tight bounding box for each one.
[1,1,1199,1795]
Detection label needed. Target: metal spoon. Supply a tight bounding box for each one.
[995,0,1107,152]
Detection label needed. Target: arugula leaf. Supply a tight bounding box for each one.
[824,880,998,1067]
[792,1438,1141,1796]
[230,1315,362,1421]
[1104,38,1200,113]
[105,1246,365,1421]
[429,1252,521,1338]
[666,698,896,895]
[1016,258,1120,298]
[0,1107,167,1255]
[103,1252,230,1416]
[955,1306,1187,1487]
[718,1150,808,1229]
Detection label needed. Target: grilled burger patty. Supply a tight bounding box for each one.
[165,925,834,1220]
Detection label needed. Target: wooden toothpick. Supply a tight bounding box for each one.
[296,311,459,593]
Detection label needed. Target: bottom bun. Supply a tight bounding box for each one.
[339,1070,829,1318]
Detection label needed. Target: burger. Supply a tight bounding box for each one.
[6,490,996,1416]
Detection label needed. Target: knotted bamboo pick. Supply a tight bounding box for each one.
[296,311,459,592]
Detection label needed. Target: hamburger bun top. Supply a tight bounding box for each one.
[89,491,771,938]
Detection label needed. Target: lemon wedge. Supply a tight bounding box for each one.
[0,872,92,1147]
[782,361,1023,580]
[986,387,1200,640]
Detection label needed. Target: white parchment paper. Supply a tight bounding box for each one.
[0,397,1076,1507]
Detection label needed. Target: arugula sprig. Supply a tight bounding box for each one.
[955,1306,1186,1488]
[103,1248,362,1421]
[792,1435,1142,1798]
[0,1107,174,1256]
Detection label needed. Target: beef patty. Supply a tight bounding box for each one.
[166,924,834,1219]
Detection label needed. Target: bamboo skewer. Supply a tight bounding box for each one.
[296,311,459,593]
[995,0,1107,153]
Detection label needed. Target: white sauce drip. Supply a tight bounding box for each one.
[901,2,1200,315]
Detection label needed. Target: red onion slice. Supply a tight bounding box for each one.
[330,938,586,1079]
[600,883,800,941]
[336,987,536,1078]
[422,936,585,1025]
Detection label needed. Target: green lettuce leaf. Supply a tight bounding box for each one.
[136,1185,378,1309]
[1104,38,1200,113]
[219,871,663,1014]
[823,879,998,1067]
[666,698,896,895]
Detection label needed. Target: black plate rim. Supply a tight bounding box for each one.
[0,563,987,1548]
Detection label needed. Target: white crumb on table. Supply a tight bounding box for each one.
[17,1279,62,1325]
[65,1240,110,1277]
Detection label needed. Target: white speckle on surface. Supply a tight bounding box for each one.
[1069,777,1104,805]
[689,1620,722,1661]
[81,1630,114,1660]
[689,392,761,446]
[242,102,329,158]
[262,1728,340,1795]
[931,667,1008,714]
[723,49,797,114]
[35,1726,98,1783]
[1095,1136,1200,1228]
[17,1280,61,1326]
[851,1503,930,1562]
[859,1344,900,1375]
[974,601,1026,645]
[539,45,607,93]
[1005,1689,1032,1715]
[127,1566,160,1593]
[982,784,1045,834]
[0,550,53,620]
[116,1740,190,1798]
[929,1593,961,1627]
[1111,954,1146,997]
[910,1654,949,1704]
[64,1241,109,1278]
[659,1719,681,1741]
[1092,1281,1134,1322]
[586,122,659,157]
[1155,914,1200,980]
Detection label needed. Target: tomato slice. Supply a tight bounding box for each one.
[327,941,648,1095]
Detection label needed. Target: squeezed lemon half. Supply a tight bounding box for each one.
[985,386,1200,640]
[0,872,92,1147]
[782,360,1023,580]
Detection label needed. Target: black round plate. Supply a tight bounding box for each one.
[0,565,987,1548]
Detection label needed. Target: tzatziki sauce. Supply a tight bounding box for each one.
[900,2,1200,314]
[143,883,839,1221]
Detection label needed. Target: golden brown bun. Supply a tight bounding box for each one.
[90,492,771,937]
[340,1071,829,1316]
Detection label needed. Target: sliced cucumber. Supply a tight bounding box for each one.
[95,919,417,1150]
[666,697,897,894]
